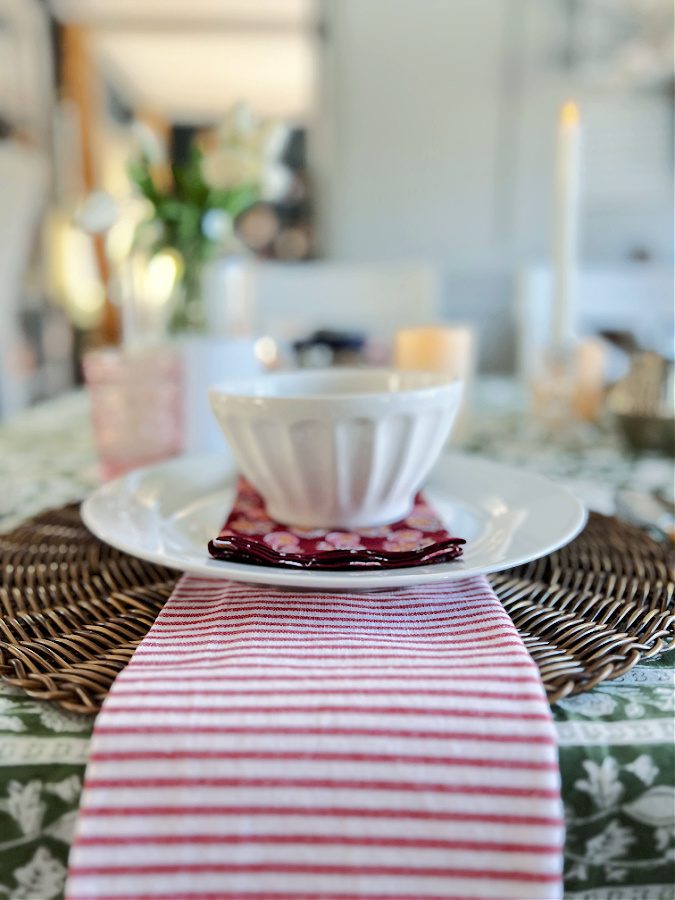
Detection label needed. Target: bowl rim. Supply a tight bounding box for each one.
[209,368,462,404]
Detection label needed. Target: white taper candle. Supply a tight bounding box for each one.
[552,100,581,351]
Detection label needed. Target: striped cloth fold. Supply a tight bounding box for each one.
[67,576,564,900]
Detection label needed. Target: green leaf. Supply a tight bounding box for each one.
[127,158,161,205]
[45,811,77,844]
[622,786,675,827]
[172,147,209,207]
[209,183,259,218]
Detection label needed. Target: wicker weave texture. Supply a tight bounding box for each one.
[0,505,672,713]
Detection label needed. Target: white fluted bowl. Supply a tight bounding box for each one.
[209,369,462,529]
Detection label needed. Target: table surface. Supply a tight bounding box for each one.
[0,386,673,900]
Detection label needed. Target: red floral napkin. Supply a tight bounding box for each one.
[208,479,465,570]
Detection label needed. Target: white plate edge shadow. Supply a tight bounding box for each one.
[81,452,587,591]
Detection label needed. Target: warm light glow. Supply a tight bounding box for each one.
[47,216,105,328]
[144,250,180,307]
[105,199,154,263]
[106,219,136,263]
[560,100,580,127]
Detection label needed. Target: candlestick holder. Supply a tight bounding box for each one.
[529,338,606,430]
[530,345,577,428]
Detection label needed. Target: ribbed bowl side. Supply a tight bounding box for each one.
[217,402,458,528]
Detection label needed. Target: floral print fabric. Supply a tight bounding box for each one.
[555,652,675,899]
[0,684,91,899]
[208,479,465,569]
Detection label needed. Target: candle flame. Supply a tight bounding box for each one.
[560,100,580,126]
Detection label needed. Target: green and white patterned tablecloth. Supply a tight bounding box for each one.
[555,651,674,899]
[0,387,673,900]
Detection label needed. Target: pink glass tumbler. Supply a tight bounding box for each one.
[83,346,184,479]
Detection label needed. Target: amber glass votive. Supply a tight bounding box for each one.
[83,345,184,479]
[394,325,475,439]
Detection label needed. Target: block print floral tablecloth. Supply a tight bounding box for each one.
[555,652,674,899]
[0,388,673,900]
[0,686,90,899]
[1,654,672,900]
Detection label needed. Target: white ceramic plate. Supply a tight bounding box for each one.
[81,453,586,591]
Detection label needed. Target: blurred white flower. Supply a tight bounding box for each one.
[216,102,256,145]
[131,120,167,164]
[75,190,118,234]
[261,163,293,202]
[201,209,234,242]
[203,104,290,192]
[201,147,262,191]
[263,121,290,161]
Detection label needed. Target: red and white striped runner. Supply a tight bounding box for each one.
[67,576,564,900]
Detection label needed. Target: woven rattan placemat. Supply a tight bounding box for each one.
[0,504,672,713]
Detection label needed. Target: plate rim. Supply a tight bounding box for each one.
[81,452,587,590]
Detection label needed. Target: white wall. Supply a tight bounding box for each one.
[317,0,507,265]
[313,0,674,370]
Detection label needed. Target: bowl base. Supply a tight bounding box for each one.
[265,499,415,532]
